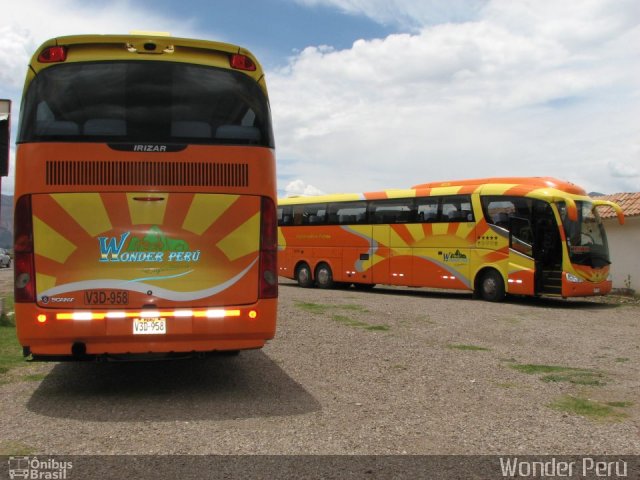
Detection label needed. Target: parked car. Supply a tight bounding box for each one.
[0,248,10,268]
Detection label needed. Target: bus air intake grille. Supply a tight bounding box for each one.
[45,161,249,187]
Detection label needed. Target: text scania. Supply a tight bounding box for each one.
[98,229,201,263]
[499,457,628,478]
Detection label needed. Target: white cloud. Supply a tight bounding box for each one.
[284,179,326,197]
[272,0,640,194]
[609,161,640,178]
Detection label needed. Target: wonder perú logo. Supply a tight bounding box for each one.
[443,250,468,264]
[98,226,201,263]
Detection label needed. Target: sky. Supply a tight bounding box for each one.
[2,0,639,197]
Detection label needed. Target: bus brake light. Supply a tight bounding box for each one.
[38,46,68,63]
[230,54,256,72]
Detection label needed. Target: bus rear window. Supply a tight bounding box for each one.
[18,61,274,147]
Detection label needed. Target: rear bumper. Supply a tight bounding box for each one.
[561,275,612,297]
[16,299,277,359]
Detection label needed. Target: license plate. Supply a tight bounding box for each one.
[594,288,600,294]
[84,290,129,305]
[133,318,166,335]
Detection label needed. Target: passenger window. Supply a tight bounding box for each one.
[416,198,438,222]
[369,199,414,224]
[328,202,367,225]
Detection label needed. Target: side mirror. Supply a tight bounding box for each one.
[0,99,10,177]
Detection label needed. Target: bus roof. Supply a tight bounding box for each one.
[278,177,589,206]
[26,34,267,94]
[412,177,586,195]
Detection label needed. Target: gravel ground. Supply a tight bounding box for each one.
[1,269,639,456]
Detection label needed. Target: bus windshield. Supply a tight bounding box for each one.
[559,201,610,268]
[18,61,274,147]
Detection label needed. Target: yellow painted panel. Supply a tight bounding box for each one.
[432,223,449,236]
[383,189,416,198]
[36,273,57,292]
[455,223,475,239]
[430,187,462,196]
[217,212,260,261]
[278,227,286,249]
[406,224,426,243]
[480,184,518,195]
[389,228,409,248]
[183,194,239,235]
[52,193,112,236]
[371,254,386,268]
[33,217,77,263]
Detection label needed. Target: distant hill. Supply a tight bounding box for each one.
[0,194,12,249]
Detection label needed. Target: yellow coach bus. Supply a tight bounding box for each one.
[12,34,278,360]
[278,177,624,301]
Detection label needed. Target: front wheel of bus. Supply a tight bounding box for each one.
[296,263,314,288]
[479,270,505,302]
[315,263,334,289]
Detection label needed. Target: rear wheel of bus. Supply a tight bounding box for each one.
[295,263,314,288]
[478,269,505,302]
[315,263,334,289]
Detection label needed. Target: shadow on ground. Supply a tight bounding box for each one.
[279,281,619,310]
[26,350,320,422]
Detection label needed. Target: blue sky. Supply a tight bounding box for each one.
[2,0,639,196]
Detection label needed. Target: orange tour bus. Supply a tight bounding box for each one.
[278,177,624,301]
[12,33,278,360]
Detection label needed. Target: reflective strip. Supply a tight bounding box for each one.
[56,308,244,320]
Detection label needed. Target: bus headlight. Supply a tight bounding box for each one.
[566,273,582,283]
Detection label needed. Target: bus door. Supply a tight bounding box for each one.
[482,196,536,296]
[531,200,563,295]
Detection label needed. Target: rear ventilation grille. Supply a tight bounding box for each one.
[46,161,249,187]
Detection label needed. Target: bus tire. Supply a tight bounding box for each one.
[315,263,334,289]
[295,263,314,288]
[478,269,505,302]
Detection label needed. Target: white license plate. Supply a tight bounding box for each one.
[133,318,166,335]
[594,288,600,294]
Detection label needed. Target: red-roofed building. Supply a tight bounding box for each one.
[593,193,640,292]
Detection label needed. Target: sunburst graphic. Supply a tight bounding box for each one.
[32,192,261,305]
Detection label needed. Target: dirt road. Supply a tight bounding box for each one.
[0,270,638,455]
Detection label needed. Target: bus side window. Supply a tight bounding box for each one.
[441,195,474,223]
[329,202,367,225]
[416,198,438,223]
[301,203,327,225]
[278,206,292,226]
[369,198,415,224]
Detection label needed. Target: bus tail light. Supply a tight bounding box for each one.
[259,197,278,299]
[14,195,36,303]
[230,54,256,72]
[38,46,68,63]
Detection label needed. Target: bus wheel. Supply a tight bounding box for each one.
[296,263,314,288]
[315,263,334,289]
[479,269,505,302]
